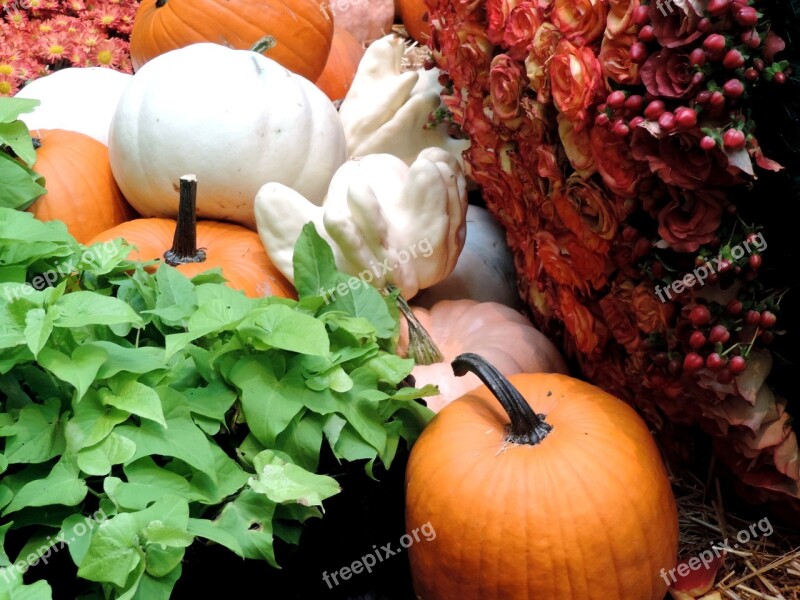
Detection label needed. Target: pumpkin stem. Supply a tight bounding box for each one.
[451,353,552,445]
[155,0,167,7]
[164,174,207,266]
[251,35,277,54]
[391,285,444,366]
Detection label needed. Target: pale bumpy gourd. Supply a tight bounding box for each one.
[108,43,346,229]
[338,35,470,166]
[255,147,467,299]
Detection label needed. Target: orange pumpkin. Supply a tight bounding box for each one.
[26,129,136,244]
[397,0,429,43]
[129,0,334,81]
[315,26,365,101]
[88,175,295,299]
[406,353,679,600]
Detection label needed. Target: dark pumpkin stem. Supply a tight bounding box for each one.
[164,174,206,266]
[251,35,277,54]
[31,137,41,150]
[451,353,552,445]
[389,285,443,366]
[155,0,167,7]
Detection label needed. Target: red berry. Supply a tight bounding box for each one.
[723,49,745,69]
[741,30,761,49]
[759,330,775,344]
[658,111,676,131]
[675,107,697,128]
[691,72,706,87]
[683,352,705,373]
[654,352,669,365]
[729,355,747,374]
[633,4,650,25]
[644,100,666,120]
[726,298,743,315]
[723,128,746,150]
[690,48,707,66]
[595,112,610,127]
[708,0,731,16]
[704,34,727,54]
[710,90,726,106]
[689,331,707,349]
[723,78,745,97]
[629,116,645,128]
[612,119,630,137]
[630,42,648,64]
[748,254,762,270]
[753,58,765,71]
[639,25,656,43]
[735,6,758,26]
[698,17,713,33]
[624,94,644,112]
[774,71,787,84]
[607,90,627,109]
[709,324,731,344]
[744,68,759,81]
[689,304,712,326]
[717,368,735,384]
[760,311,777,328]
[696,90,712,104]
[706,352,727,371]
[745,309,761,325]
[700,135,717,151]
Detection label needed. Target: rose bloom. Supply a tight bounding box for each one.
[536,230,593,293]
[605,0,639,38]
[557,113,596,176]
[631,126,739,189]
[632,283,667,334]
[599,32,640,85]
[589,124,644,197]
[656,187,724,253]
[524,22,562,103]
[434,20,494,91]
[640,48,698,99]
[486,0,516,45]
[553,174,618,253]
[648,0,703,48]
[503,3,544,59]
[559,288,602,355]
[551,0,607,46]
[600,281,641,353]
[489,53,527,122]
[549,38,603,127]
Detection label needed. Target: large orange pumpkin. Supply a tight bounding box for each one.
[26,129,136,244]
[406,353,679,600]
[129,0,334,81]
[315,26,364,101]
[88,175,295,299]
[397,0,429,43]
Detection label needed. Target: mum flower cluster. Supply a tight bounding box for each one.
[0,0,139,96]
[427,0,798,510]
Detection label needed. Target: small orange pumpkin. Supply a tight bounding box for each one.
[129,0,334,81]
[26,129,136,244]
[88,175,295,299]
[397,0,429,43]
[406,353,679,600]
[315,26,365,101]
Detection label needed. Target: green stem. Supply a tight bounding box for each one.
[164,175,206,266]
[251,36,277,54]
[451,353,552,445]
[390,286,443,365]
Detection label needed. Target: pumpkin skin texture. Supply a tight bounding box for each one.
[15,68,132,146]
[27,129,136,244]
[315,26,365,101]
[398,300,567,411]
[397,0,429,43]
[129,0,333,81]
[324,0,394,44]
[108,43,346,230]
[405,356,679,600]
[87,177,294,299]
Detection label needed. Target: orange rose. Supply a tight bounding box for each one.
[557,113,596,177]
[605,0,639,38]
[503,2,544,59]
[599,32,641,85]
[489,53,527,123]
[599,281,640,353]
[486,0,517,44]
[524,23,562,103]
[536,231,590,293]
[553,174,618,253]
[552,0,607,45]
[589,123,644,197]
[549,39,603,127]
[559,288,602,355]
[632,283,667,334]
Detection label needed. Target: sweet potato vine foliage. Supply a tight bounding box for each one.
[0,211,434,598]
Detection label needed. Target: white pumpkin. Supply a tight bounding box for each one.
[108,43,346,229]
[15,67,132,146]
[255,147,468,300]
[414,205,521,308]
